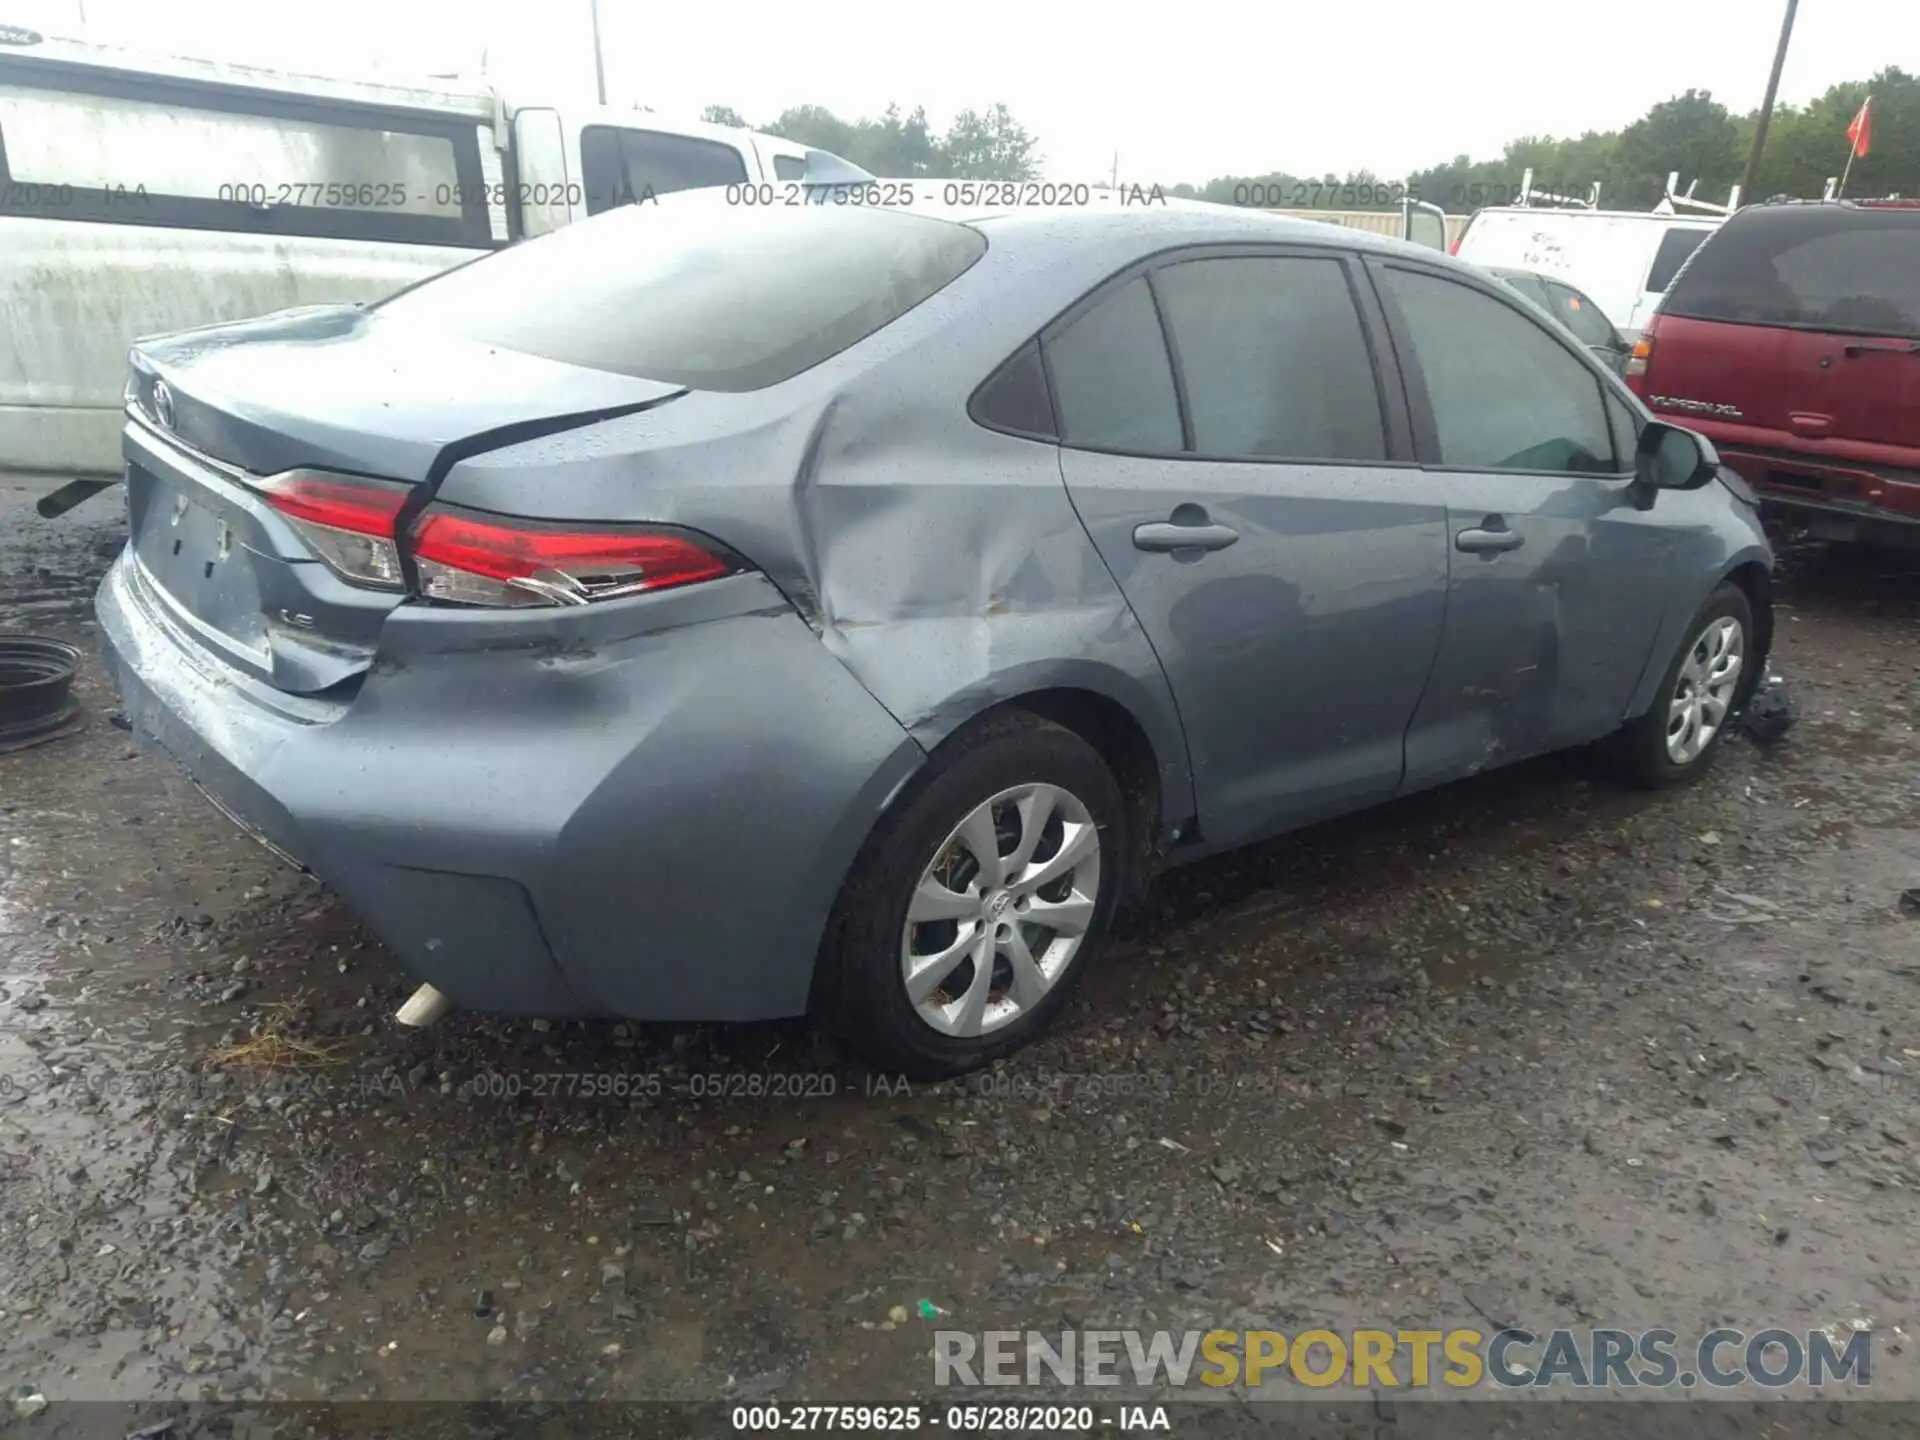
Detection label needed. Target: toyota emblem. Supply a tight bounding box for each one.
[152,379,176,432]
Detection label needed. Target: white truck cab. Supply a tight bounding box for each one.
[0,26,864,476]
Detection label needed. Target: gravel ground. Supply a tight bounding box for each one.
[3,474,1918,1435]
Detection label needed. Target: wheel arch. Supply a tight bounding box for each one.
[805,679,1173,1036]
[1721,557,1774,710]
[903,663,1194,866]
[1624,546,1774,721]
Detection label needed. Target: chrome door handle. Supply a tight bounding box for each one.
[1455,524,1524,555]
[1133,521,1240,553]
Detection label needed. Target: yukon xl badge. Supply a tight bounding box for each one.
[1651,395,1744,420]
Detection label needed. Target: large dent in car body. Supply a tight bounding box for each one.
[788,391,1194,819]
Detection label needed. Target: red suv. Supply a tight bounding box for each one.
[1625,200,1920,549]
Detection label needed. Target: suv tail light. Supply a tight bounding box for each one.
[258,471,410,590]
[254,471,737,607]
[1624,314,1661,389]
[409,506,736,608]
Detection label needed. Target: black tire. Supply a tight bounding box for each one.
[813,710,1128,1079]
[1612,581,1754,789]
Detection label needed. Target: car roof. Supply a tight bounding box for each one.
[651,184,1455,262]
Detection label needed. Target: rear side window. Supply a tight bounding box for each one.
[1663,206,1920,338]
[1544,280,1620,348]
[580,126,750,214]
[772,154,806,182]
[1499,272,1556,311]
[1152,256,1386,461]
[0,77,491,245]
[1045,277,1184,453]
[374,198,986,390]
[972,341,1056,439]
[1645,227,1709,293]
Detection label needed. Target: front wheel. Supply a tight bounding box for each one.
[815,712,1126,1079]
[1613,582,1753,788]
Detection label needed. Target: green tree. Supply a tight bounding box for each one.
[864,103,942,176]
[746,101,1040,179]
[765,104,862,160]
[1168,70,1917,213]
[1756,68,1919,199]
[700,105,748,128]
[1613,89,1742,207]
[939,104,1041,180]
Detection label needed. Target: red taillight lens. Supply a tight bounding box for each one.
[409,506,735,608]
[1624,314,1660,389]
[1447,236,1461,255]
[257,470,409,590]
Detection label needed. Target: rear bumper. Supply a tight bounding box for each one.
[1755,496,1920,551]
[96,553,927,1021]
[1676,421,1920,535]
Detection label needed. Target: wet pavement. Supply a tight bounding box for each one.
[3,473,1919,1427]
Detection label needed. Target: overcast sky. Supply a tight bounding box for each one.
[15,0,1915,182]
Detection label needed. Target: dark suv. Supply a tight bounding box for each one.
[1625,200,1920,549]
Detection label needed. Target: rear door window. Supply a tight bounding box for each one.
[1645,227,1709,293]
[1151,255,1386,461]
[1662,206,1920,338]
[375,198,985,390]
[580,125,750,214]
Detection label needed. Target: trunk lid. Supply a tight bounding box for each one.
[131,304,684,481]
[123,305,687,694]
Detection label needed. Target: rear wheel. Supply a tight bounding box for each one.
[815,712,1126,1079]
[1614,582,1752,788]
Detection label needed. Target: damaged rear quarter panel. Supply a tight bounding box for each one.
[791,402,1191,822]
[431,229,1201,838]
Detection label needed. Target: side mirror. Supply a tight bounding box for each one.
[1630,421,1720,508]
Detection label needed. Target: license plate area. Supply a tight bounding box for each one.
[129,467,270,661]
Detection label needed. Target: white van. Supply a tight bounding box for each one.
[0,27,861,478]
[1451,207,1721,343]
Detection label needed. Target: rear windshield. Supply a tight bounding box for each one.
[373,196,987,390]
[1663,205,1920,338]
[1644,227,1709,293]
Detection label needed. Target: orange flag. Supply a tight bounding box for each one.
[1847,97,1873,157]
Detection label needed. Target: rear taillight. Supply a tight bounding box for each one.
[1624,315,1660,388]
[258,470,410,590]
[1447,236,1461,256]
[255,471,736,608]
[409,506,735,608]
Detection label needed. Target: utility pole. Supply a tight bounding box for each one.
[1740,0,1799,203]
[588,0,608,105]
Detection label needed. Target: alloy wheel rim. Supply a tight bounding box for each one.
[1666,615,1745,765]
[900,783,1102,1038]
